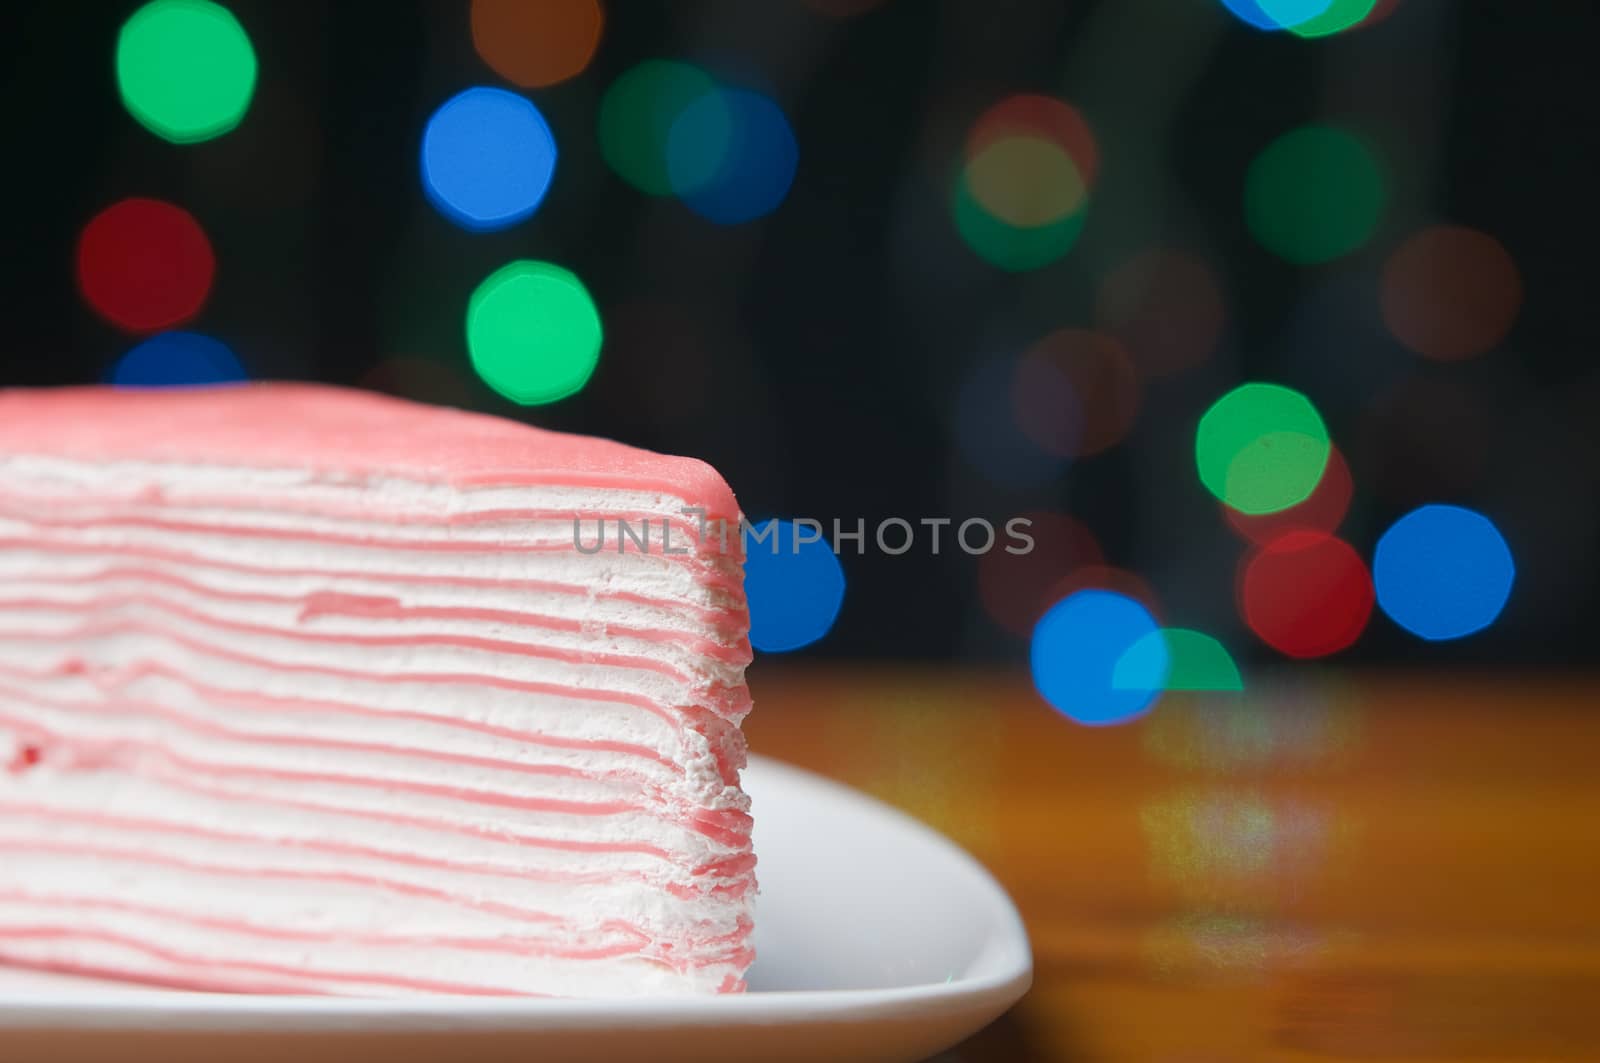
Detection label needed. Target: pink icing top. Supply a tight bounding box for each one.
[0,383,739,519]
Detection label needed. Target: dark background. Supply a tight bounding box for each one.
[3,0,1596,666]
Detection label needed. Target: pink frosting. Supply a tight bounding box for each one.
[0,383,740,520]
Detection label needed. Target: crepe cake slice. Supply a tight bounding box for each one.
[0,382,755,996]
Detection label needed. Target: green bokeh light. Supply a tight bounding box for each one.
[598,60,724,196]
[1196,383,1330,515]
[951,171,1086,272]
[116,0,257,144]
[1116,629,1243,692]
[466,261,602,406]
[1244,125,1384,265]
[1284,0,1379,37]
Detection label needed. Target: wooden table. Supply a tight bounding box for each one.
[743,667,1600,1062]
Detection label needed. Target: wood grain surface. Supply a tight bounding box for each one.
[742,667,1600,1062]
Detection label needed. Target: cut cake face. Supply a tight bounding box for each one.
[0,383,755,996]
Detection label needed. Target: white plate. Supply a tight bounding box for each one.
[0,754,1032,1063]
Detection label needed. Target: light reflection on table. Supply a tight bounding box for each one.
[744,667,1600,1061]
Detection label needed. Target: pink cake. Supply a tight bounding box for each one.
[0,383,755,996]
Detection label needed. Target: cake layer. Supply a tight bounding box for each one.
[0,384,756,997]
[0,385,741,518]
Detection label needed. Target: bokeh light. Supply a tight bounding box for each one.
[954,358,1069,487]
[109,331,245,387]
[470,0,603,88]
[117,0,256,144]
[965,137,1086,228]
[1245,125,1385,264]
[599,60,721,197]
[1219,0,1388,37]
[1226,444,1353,544]
[1036,592,1164,726]
[1374,504,1514,640]
[1095,249,1225,377]
[951,182,1086,272]
[668,88,798,225]
[1045,565,1164,625]
[1240,531,1373,657]
[466,260,602,405]
[1381,225,1522,361]
[1358,0,1403,28]
[1116,628,1243,692]
[965,95,1099,185]
[421,87,557,232]
[953,95,1096,271]
[1013,329,1141,457]
[743,519,846,652]
[977,511,1104,636]
[1283,0,1380,37]
[1032,590,1167,725]
[1218,0,1296,30]
[1196,383,1331,515]
[77,198,215,333]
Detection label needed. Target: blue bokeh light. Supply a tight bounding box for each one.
[109,332,246,387]
[1219,0,1282,28]
[743,518,846,653]
[1219,0,1334,29]
[421,87,557,232]
[1374,504,1515,641]
[667,88,797,225]
[1031,589,1168,726]
[1111,630,1173,692]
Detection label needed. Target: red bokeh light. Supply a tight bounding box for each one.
[965,94,1099,188]
[77,198,215,333]
[1226,445,1354,545]
[1012,329,1141,457]
[1381,225,1522,362]
[470,0,603,88]
[1095,249,1225,378]
[977,511,1104,636]
[1361,0,1403,28]
[1239,531,1373,658]
[1044,564,1163,623]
